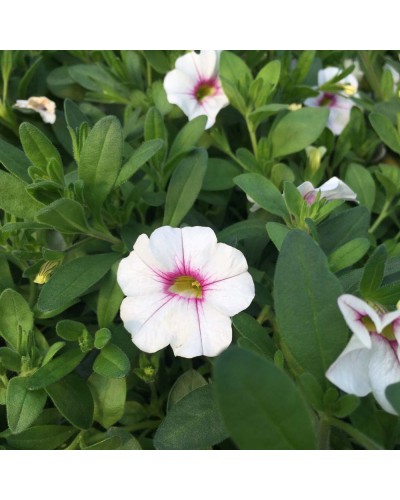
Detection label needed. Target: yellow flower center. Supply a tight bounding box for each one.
[361,316,396,341]
[195,83,216,102]
[170,275,202,299]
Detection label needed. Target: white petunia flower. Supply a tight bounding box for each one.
[117,226,255,358]
[163,51,229,129]
[326,294,400,415]
[297,176,357,206]
[304,67,358,135]
[13,96,56,124]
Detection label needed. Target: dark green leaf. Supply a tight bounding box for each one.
[168,115,207,162]
[0,170,43,219]
[93,343,130,378]
[232,313,275,358]
[360,245,387,297]
[202,158,241,191]
[0,137,31,182]
[97,262,123,328]
[36,198,89,234]
[0,289,33,351]
[370,112,400,154]
[56,320,86,341]
[89,373,126,428]
[344,163,376,211]
[218,219,268,245]
[19,122,62,172]
[7,377,47,434]
[328,238,370,273]
[167,370,207,410]
[6,425,76,450]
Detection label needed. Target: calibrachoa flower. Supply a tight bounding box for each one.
[248,176,357,212]
[297,176,357,206]
[13,96,56,124]
[304,67,358,135]
[326,294,400,415]
[117,226,255,358]
[163,51,229,129]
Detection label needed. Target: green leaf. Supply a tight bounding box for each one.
[234,173,288,218]
[271,108,329,158]
[42,341,66,365]
[6,377,47,434]
[370,112,400,154]
[0,170,43,219]
[360,245,387,297]
[56,320,87,341]
[385,382,400,414]
[94,328,112,349]
[232,313,275,358]
[97,262,124,328]
[19,122,62,173]
[89,373,126,428]
[274,230,348,384]
[0,289,33,351]
[37,253,119,312]
[144,107,168,168]
[36,198,89,234]
[217,219,268,245]
[167,370,207,410]
[163,148,208,226]
[115,139,164,187]
[106,427,141,450]
[214,347,317,449]
[168,115,207,162]
[64,98,88,130]
[46,374,94,430]
[6,425,76,450]
[318,206,370,254]
[0,347,21,372]
[93,343,130,378]
[143,50,171,73]
[154,385,227,450]
[249,103,289,127]
[82,435,122,450]
[28,348,86,389]
[0,137,31,182]
[266,222,291,251]
[328,238,370,273]
[79,116,123,211]
[344,163,376,211]
[202,158,241,191]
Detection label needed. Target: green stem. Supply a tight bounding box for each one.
[146,62,152,87]
[327,416,383,450]
[122,420,161,433]
[88,230,121,245]
[65,431,83,450]
[318,417,331,450]
[245,116,258,159]
[369,199,392,234]
[358,51,383,100]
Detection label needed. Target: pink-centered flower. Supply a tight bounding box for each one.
[297,177,357,206]
[117,226,255,358]
[326,294,400,415]
[304,67,358,135]
[163,51,229,130]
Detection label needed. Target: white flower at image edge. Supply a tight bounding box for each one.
[163,51,229,129]
[304,67,358,135]
[248,176,357,212]
[13,96,56,124]
[326,294,400,415]
[117,226,255,358]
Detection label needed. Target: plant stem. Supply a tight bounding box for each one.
[318,417,331,450]
[245,116,258,159]
[327,416,383,450]
[369,199,392,234]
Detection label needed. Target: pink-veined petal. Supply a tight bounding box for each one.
[200,92,229,129]
[149,226,184,273]
[337,295,376,348]
[169,299,203,358]
[117,251,164,297]
[195,301,232,357]
[205,271,255,316]
[368,334,400,415]
[180,226,218,275]
[327,103,352,135]
[120,294,176,352]
[202,242,249,283]
[197,50,219,79]
[175,52,203,82]
[326,334,372,397]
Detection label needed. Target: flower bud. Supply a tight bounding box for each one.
[288,103,302,111]
[305,146,327,174]
[34,260,59,284]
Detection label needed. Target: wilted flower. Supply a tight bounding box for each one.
[326,294,400,415]
[297,176,357,205]
[117,226,255,358]
[13,96,56,124]
[304,67,358,135]
[163,51,229,129]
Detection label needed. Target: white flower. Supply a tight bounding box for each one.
[304,67,358,135]
[297,176,357,206]
[383,63,400,92]
[248,176,357,212]
[117,226,255,358]
[326,294,400,415]
[13,96,56,124]
[163,51,229,129]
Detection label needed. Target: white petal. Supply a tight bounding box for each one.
[39,109,56,124]
[14,100,29,109]
[163,69,200,118]
[169,299,203,358]
[196,301,232,357]
[180,226,218,275]
[380,310,400,332]
[327,102,353,135]
[304,96,320,108]
[341,73,358,91]
[200,92,229,129]
[297,181,315,198]
[120,294,175,352]
[326,334,372,396]
[148,226,184,273]
[117,251,163,297]
[337,295,375,348]
[197,50,219,79]
[318,67,341,86]
[368,334,400,415]
[175,51,216,82]
[205,271,255,316]
[318,177,357,202]
[132,233,170,274]
[202,242,249,283]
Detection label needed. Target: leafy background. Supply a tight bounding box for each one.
[1,50,400,449]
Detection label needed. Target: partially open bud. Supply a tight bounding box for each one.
[305,146,327,174]
[34,260,59,285]
[288,103,302,111]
